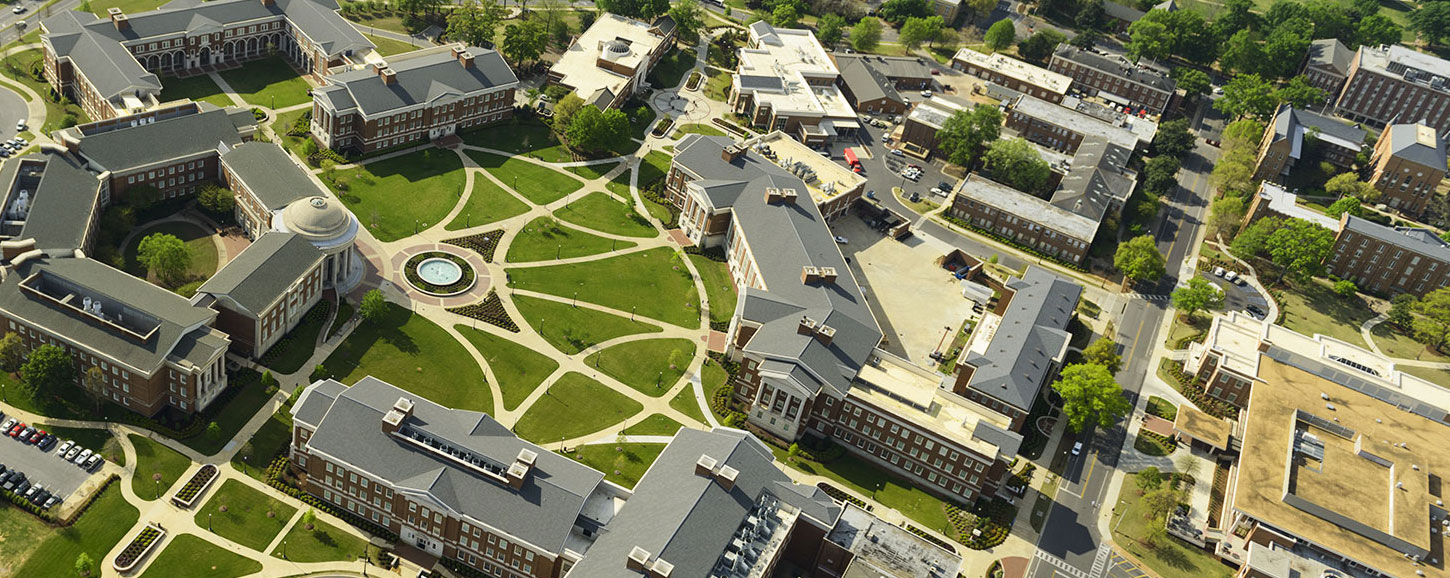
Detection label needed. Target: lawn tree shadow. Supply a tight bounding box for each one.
[314,530,338,548]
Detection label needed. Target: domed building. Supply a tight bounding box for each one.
[275,195,362,290]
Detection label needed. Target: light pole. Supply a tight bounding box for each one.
[1112,500,1128,535]
[283,540,288,560]
[631,306,636,321]
[572,291,577,307]
[209,513,213,531]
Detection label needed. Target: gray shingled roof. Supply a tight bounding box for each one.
[1342,215,1450,263]
[565,428,841,578]
[1382,123,1448,169]
[1268,105,1366,158]
[198,233,322,316]
[1052,138,1137,221]
[1306,38,1354,76]
[672,135,882,398]
[0,256,220,372]
[219,142,322,210]
[962,268,1080,410]
[318,46,518,117]
[1102,1,1145,22]
[42,12,162,100]
[0,152,106,254]
[835,56,903,106]
[70,106,252,171]
[1052,45,1176,94]
[294,376,606,553]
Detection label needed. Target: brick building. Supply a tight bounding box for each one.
[195,233,323,358]
[1333,44,1450,133]
[951,48,1070,104]
[1301,38,1354,97]
[1003,94,1151,154]
[1048,45,1177,116]
[1366,122,1446,218]
[312,45,519,153]
[40,0,373,121]
[1252,104,1366,183]
[1324,214,1450,298]
[547,14,675,110]
[730,23,858,144]
[832,54,933,116]
[899,95,971,156]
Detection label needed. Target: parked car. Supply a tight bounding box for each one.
[1246,304,1267,319]
[930,69,940,75]
[834,236,848,244]
[1232,276,1246,286]
[56,440,74,456]
[18,426,34,442]
[64,446,82,461]
[920,90,933,98]
[38,434,56,450]
[28,429,45,444]
[1212,266,1226,277]
[1224,271,1239,283]
[14,480,30,495]
[84,454,102,471]
[0,464,7,477]
[8,423,25,437]
[42,495,58,509]
[890,149,904,156]
[0,418,14,432]
[15,119,25,131]
[73,448,92,465]
[23,484,41,500]
[11,6,24,13]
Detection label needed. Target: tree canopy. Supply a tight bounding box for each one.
[668,0,705,43]
[1115,235,1166,282]
[567,105,631,153]
[1413,288,1450,352]
[446,0,504,48]
[1410,2,1450,46]
[985,19,1016,51]
[878,0,931,25]
[1207,196,1247,238]
[850,18,884,52]
[596,0,669,20]
[1017,30,1066,64]
[983,137,1051,194]
[900,16,945,50]
[1151,118,1195,158]
[360,288,388,322]
[501,20,546,67]
[1172,277,1226,319]
[138,233,191,285]
[1266,218,1336,284]
[1053,363,1132,433]
[21,344,74,398]
[1082,337,1123,375]
[816,13,846,46]
[937,104,1002,167]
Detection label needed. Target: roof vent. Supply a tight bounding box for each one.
[627,547,651,572]
[695,454,718,477]
[815,325,836,346]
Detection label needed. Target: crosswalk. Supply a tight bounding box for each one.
[1128,293,1171,302]
[1035,544,1136,578]
[1034,550,1090,578]
[1089,544,1113,576]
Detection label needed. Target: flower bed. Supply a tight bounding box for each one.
[444,230,503,262]
[112,523,166,573]
[815,482,870,511]
[403,251,476,296]
[170,464,219,509]
[446,290,519,332]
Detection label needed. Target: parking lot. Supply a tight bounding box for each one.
[833,215,979,366]
[0,421,105,503]
[1198,271,1270,318]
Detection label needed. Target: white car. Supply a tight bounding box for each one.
[890,149,904,157]
[1071,442,1083,456]
[15,120,25,132]
[920,90,933,98]
[55,440,74,456]
[72,448,91,465]
[11,6,24,14]
[1212,266,1226,277]
[834,236,848,244]
[1224,271,1239,283]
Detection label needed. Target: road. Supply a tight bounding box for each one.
[1027,100,1223,578]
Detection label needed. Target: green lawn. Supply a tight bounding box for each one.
[462,119,573,163]
[507,248,701,328]
[272,107,312,159]
[506,216,636,263]
[344,12,415,35]
[466,151,584,205]
[512,294,662,354]
[647,47,697,89]
[1277,279,1375,348]
[606,171,632,198]
[673,123,727,138]
[444,176,530,231]
[232,408,293,481]
[455,325,559,411]
[364,33,422,56]
[1146,396,1179,421]
[621,414,683,436]
[180,369,275,455]
[141,534,264,578]
[86,0,168,15]
[122,220,220,286]
[555,192,659,238]
[567,162,620,181]
[130,434,194,500]
[513,373,644,443]
[14,483,138,576]
[585,338,696,397]
[687,254,738,325]
[775,447,955,534]
[161,74,234,108]
[0,498,51,576]
[1372,323,1450,363]
[327,148,466,242]
[260,301,329,374]
[669,386,709,425]
[638,150,672,189]
[568,443,666,489]
[44,424,124,466]
[269,517,370,563]
[0,50,89,133]
[217,56,313,109]
[196,479,297,551]
[329,299,355,340]
[1112,474,1235,578]
[322,303,493,414]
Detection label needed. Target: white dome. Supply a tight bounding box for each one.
[283,196,351,240]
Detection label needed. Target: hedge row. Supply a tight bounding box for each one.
[940,215,1089,273]
[1160,360,1239,419]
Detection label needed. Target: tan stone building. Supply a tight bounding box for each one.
[1367,122,1447,217]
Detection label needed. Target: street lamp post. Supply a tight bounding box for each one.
[283,540,288,560]
[209,513,213,531]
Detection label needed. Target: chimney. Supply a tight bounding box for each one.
[381,397,414,435]
[797,316,817,335]
[779,188,798,204]
[1,239,36,261]
[818,266,837,284]
[695,454,718,477]
[451,45,463,59]
[648,559,675,578]
[626,547,651,572]
[108,8,129,31]
[765,186,784,204]
[714,465,739,492]
[801,265,821,284]
[722,144,745,163]
[458,50,475,69]
[261,0,274,7]
[378,67,396,85]
[815,325,835,346]
[506,448,537,489]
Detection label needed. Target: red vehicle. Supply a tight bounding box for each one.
[28,430,45,444]
[843,147,862,173]
[8,423,25,437]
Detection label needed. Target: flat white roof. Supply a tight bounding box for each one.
[1256,182,1341,231]
[743,22,838,80]
[550,14,664,105]
[952,48,1071,95]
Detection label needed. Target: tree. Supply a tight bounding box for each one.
[81,366,105,412]
[1207,196,1247,238]
[567,105,631,153]
[1273,75,1328,109]
[1231,216,1280,260]
[261,370,279,391]
[1388,294,1416,329]
[937,104,1002,167]
[1218,29,1265,76]
[597,0,668,20]
[850,18,883,52]
[1333,279,1358,297]
[1142,487,1184,522]
[75,553,95,577]
[1355,13,1402,48]
[301,508,317,530]
[963,0,995,20]
[1137,466,1163,492]
[198,185,235,216]
[1326,196,1363,218]
[1215,73,1277,119]
[877,0,930,25]
[1115,235,1166,282]
[668,0,704,43]
[1016,29,1065,64]
[1172,68,1210,100]
[138,233,191,285]
[816,13,846,46]
[1125,17,1171,61]
[985,19,1016,51]
[1325,173,1379,203]
[1262,27,1310,78]
[1412,288,1450,352]
[1052,363,1132,432]
[20,344,74,398]
[900,16,945,50]
[1266,218,1335,283]
[360,288,388,322]
[446,0,504,48]
[1070,28,1101,49]
[1082,337,1122,375]
[551,92,585,132]
[0,332,23,372]
[983,138,1051,193]
[1212,0,1259,42]
[501,20,545,67]
[771,4,800,27]
[1172,277,1226,319]
[1142,155,1181,196]
[127,184,162,209]
[1410,2,1450,46]
[206,421,222,441]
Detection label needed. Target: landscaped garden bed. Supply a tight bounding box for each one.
[444,230,502,262]
[1158,359,1239,419]
[403,251,476,296]
[171,464,219,509]
[947,499,1016,550]
[447,290,519,332]
[816,482,871,511]
[685,71,702,90]
[1134,431,1176,457]
[650,117,673,138]
[112,523,165,573]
